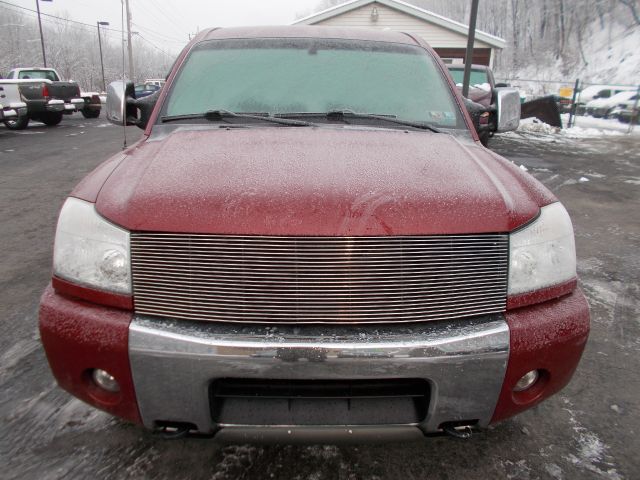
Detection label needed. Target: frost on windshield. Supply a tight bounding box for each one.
[164,38,463,128]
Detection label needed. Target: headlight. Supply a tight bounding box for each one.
[508,202,576,295]
[53,197,131,294]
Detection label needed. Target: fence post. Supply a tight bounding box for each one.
[628,84,640,134]
[567,78,580,129]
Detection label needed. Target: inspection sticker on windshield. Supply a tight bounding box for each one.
[427,111,453,123]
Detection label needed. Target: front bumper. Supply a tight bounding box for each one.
[129,314,509,437]
[39,286,589,441]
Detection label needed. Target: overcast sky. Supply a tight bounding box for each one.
[23,0,325,52]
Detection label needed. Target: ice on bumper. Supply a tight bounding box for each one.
[128,315,509,435]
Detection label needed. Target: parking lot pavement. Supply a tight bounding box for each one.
[1,117,638,480]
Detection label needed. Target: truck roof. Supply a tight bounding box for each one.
[10,67,58,72]
[199,25,420,46]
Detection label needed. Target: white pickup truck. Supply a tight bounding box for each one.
[0,67,101,129]
[0,82,28,126]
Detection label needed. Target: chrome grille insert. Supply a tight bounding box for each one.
[131,234,509,324]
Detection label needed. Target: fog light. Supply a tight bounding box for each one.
[92,368,120,393]
[514,370,539,392]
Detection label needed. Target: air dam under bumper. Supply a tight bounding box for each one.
[129,315,510,439]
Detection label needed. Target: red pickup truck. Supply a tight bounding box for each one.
[40,26,589,442]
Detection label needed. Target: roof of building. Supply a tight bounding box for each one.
[294,0,506,49]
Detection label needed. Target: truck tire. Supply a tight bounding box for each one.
[41,112,63,126]
[478,130,490,147]
[3,115,29,130]
[81,108,100,119]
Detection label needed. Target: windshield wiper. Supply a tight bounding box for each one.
[275,110,441,133]
[161,109,315,127]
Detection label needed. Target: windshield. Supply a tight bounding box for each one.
[162,38,464,128]
[17,70,58,81]
[448,68,488,87]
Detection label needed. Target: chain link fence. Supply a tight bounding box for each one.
[495,77,640,132]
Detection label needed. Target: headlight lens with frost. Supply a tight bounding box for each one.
[508,202,576,295]
[53,197,131,294]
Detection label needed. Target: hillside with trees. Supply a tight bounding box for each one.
[303,0,640,89]
[0,5,175,90]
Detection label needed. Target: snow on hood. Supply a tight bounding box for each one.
[92,126,550,236]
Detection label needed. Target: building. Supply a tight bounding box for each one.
[294,0,505,67]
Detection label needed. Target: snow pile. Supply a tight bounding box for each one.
[517,117,560,135]
[506,115,638,140]
[563,126,625,138]
[561,114,636,135]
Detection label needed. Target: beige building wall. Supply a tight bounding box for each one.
[314,2,492,49]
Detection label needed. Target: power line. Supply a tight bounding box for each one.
[131,21,186,44]
[141,0,192,38]
[0,0,125,33]
[135,33,175,58]
[0,0,182,56]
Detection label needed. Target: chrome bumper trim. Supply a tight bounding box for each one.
[45,100,64,112]
[129,315,509,435]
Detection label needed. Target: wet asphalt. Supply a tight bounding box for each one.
[0,117,638,479]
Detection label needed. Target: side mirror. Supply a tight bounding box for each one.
[106,80,134,126]
[106,80,159,130]
[495,87,521,132]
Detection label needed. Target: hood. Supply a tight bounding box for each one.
[93,127,554,236]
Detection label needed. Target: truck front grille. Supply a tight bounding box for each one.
[130,234,508,324]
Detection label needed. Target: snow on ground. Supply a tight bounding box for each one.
[501,114,640,143]
[561,114,639,135]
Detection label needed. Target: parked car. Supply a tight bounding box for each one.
[575,84,636,115]
[446,64,510,146]
[608,91,640,120]
[134,83,161,99]
[585,90,640,118]
[0,82,28,126]
[40,26,588,442]
[617,107,639,124]
[0,67,101,129]
[144,78,166,88]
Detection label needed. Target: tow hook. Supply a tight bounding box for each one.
[153,423,193,439]
[441,422,473,439]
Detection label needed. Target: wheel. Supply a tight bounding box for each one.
[81,108,100,119]
[478,130,490,147]
[3,115,29,130]
[41,112,63,126]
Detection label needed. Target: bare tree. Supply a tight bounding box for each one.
[618,0,640,24]
[0,9,176,89]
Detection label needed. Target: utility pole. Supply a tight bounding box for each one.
[461,0,479,98]
[628,84,640,134]
[125,0,135,81]
[97,21,109,92]
[35,0,51,67]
